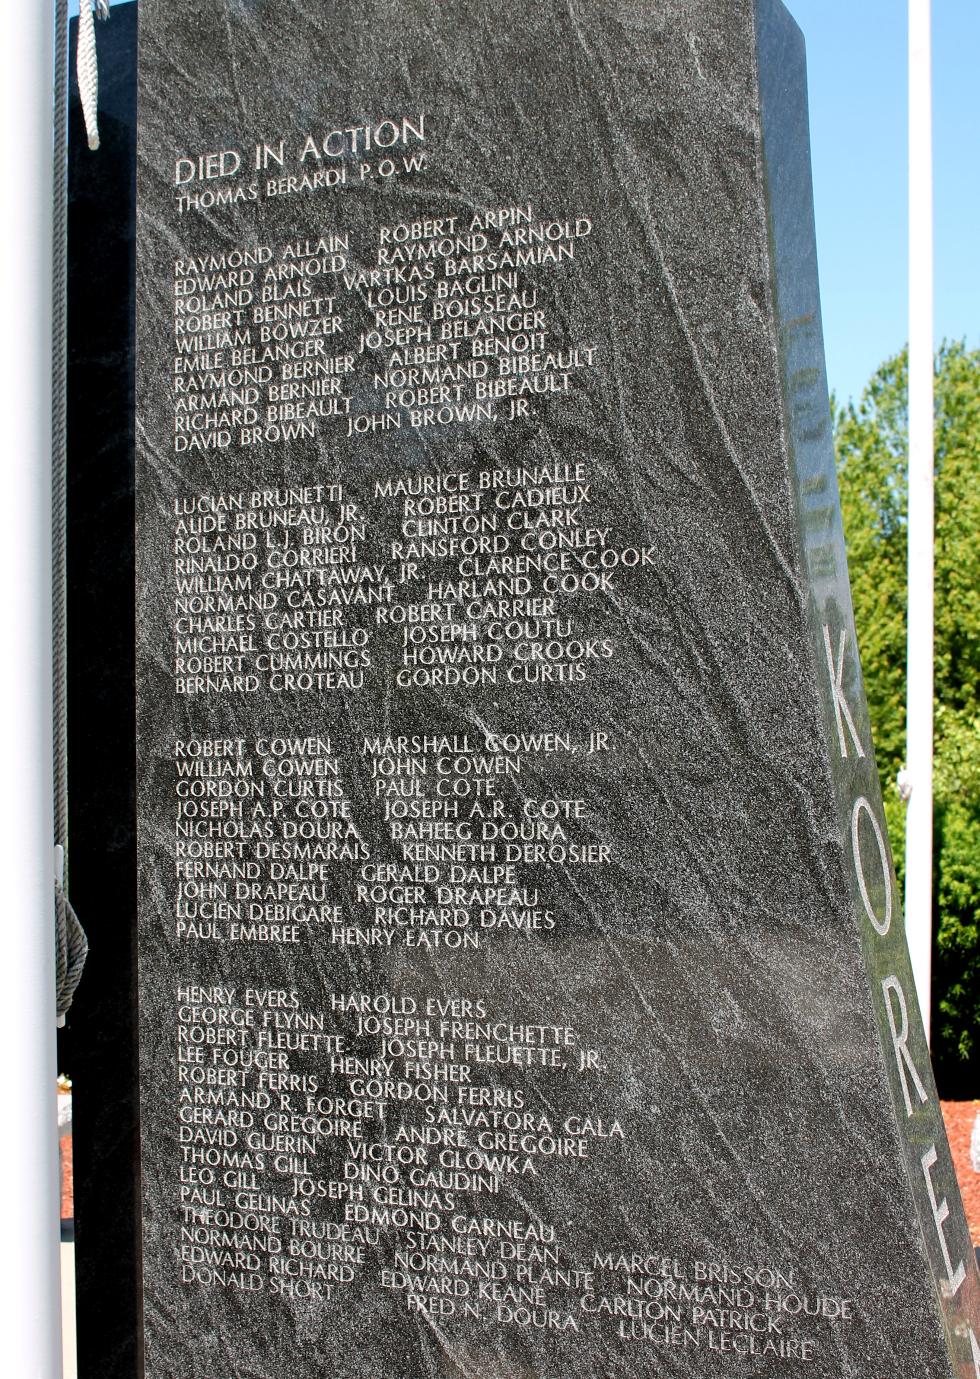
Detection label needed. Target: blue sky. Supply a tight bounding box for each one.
[792,0,979,405]
[72,1,974,406]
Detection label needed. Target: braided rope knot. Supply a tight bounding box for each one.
[55,875,89,1027]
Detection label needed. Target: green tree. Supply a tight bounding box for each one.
[835,342,980,1096]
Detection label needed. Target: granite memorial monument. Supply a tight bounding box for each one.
[92,0,980,1375]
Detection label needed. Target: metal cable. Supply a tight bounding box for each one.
[54,0,89,1024]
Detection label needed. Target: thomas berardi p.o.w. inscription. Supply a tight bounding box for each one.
[133,2,980,1376]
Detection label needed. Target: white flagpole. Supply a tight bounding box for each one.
[906,0,935,1038]
[0,0,62,1376]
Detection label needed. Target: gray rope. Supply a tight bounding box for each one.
[54,0,89,1025]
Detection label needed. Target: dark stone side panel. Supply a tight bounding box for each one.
[64,6,142,1378]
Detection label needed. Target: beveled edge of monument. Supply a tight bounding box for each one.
[755,2,980,1374]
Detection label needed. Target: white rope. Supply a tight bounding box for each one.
[77,0,110,152]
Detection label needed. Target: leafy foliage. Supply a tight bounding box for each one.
[835,343,980,1095]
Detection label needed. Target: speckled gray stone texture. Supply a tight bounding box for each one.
[134,1,979,1375]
